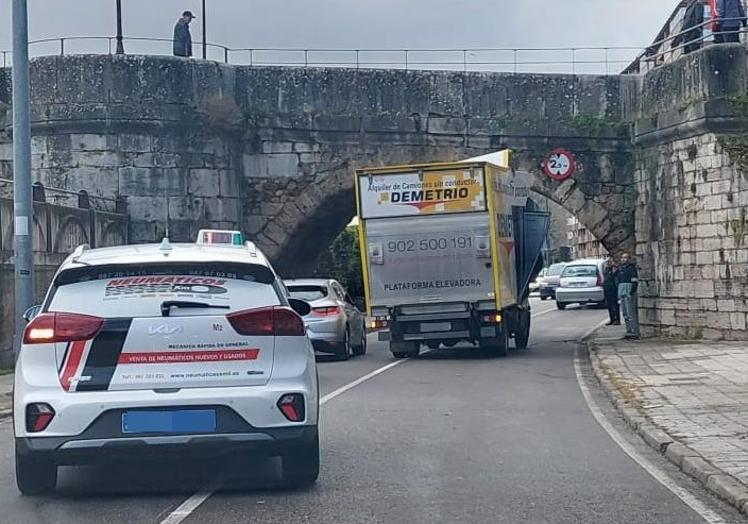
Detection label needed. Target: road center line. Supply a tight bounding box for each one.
[573,345,727,524]
[160,309,555,524]
[159,355,409,524]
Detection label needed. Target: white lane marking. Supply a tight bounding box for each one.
[160,309,577,524]
[574,347,727,524]
[159,470,232,524]
[531,307,557,319]
[159,355,409,524]
[320,359,407,405]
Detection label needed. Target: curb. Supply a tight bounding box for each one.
[586,339,748,517]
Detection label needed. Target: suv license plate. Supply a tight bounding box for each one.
[122,409,217,434]
[421,322,451,333]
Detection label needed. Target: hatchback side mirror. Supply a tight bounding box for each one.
[23,305,42,322]
[288,298,311,317]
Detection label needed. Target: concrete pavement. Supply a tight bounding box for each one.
[0,300,742,523]
[591,328,748,518]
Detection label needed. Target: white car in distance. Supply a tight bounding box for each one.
[14,230,319,495]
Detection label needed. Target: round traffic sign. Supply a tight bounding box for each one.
[543,149,576,181]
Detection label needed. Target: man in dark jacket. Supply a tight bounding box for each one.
[173,10,195,57]
[673,0,706,54]
[603,258,620,326]
[715,0,747,43]
[618,253,640,340]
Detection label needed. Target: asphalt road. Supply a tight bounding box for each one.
[0,298,742,524]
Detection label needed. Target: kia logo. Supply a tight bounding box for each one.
[148,324,183,336]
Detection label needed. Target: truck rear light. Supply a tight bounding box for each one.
[23,312,103,345]
[26,403,55,432]
[227,307,305,336]
[370,316,389,329]
[481,313,503,324]
[277,393,305,422]
[596,273,603,287]
[311,306,341,317]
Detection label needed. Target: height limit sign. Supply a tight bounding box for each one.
[543,149,576,181]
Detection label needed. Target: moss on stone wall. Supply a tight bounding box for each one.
[567,114,630,138]
[718,135,748,172]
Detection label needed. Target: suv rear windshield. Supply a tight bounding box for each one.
[48,263,280,318]
[287,285,328,301]
[562,265,598,278]
[547,264,566,276]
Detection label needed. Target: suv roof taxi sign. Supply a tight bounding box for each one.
[197,229,244,246]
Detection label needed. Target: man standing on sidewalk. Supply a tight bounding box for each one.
[173,10,195,57]
[603,258,620,326]
[618,253,640,340]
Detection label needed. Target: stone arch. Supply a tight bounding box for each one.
[54,216,89,254]
[32,216,47,253]
[100,222,127,247]
[255,145,634,275]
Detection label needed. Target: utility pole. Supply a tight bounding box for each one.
[202,0,207,59]
[11,0,33,360]
[115,0,125,54]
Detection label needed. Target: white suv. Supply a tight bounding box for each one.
[14,231,319,495]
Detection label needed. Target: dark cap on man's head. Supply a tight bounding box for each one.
[182,10,196,18]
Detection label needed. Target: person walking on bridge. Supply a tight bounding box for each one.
[618,253,640,340]
[603,258,620,326]
[173,10,195,57]
[715,0,747,43]
[673,0,707,54]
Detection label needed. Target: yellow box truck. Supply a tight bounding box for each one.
[355,152,548,358]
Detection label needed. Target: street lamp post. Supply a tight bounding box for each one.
[11,0,33,360]
[202,0,207,59]
[115,0,124,54]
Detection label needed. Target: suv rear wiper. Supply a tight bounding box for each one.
[160,301,230,317]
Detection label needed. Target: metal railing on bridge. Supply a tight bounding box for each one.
[0,36,643,75]
[0,178,126,214]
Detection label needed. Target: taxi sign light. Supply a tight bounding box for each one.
[197,229,244,246]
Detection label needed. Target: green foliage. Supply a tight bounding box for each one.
[0,368,12,376]
[727,92,748,115]
[567,113,629,137]
[718,135,748,172]
[313,226,364,298]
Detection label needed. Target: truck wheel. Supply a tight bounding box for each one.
[556,302,567,310]
[391,341,419,359]
[515,310,531,350]
[540,296,548,301]
[281,430,320,488]
[16,452,57,496]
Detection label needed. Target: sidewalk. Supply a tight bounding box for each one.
[0,373,12,418]
[589,327,748,517]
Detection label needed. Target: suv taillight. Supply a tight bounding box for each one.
[26,403,55,432]
[227,306,305,336]
[23,312,103,345]
[596,272,603,287]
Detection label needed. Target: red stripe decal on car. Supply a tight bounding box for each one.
[59,340,87,391]
[118,349,260,364]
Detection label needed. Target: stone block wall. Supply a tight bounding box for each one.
[33,132,241,243]
[630,44,748,340]
[636,135,748,340]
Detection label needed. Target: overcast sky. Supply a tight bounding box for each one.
[0,1,677,72]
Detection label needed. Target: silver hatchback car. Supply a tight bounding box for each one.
[284,279,367,360]
[555,259,607,310]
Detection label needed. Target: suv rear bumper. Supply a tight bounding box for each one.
[16,423,317,465]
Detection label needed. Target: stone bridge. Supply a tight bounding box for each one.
[2,46,748,340]
[0,55,636,276]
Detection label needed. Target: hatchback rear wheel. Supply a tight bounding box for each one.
[336,329,352,361]
[16,451,57,496]
[352,323,367,356]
